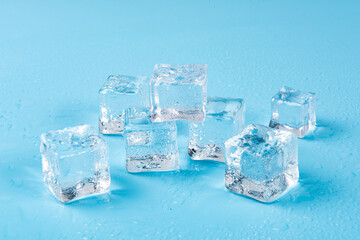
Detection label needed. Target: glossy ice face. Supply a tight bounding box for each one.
[124,107,179,173]
[150,64,207,122]
[188,97,245,162]
[40,125,110,203]
[269,86,317,138]
[99,75,149,134]
[224,124,298,203]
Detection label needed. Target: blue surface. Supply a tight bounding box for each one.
[1,0,359,239]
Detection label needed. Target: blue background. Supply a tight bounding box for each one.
[1,0,359,239]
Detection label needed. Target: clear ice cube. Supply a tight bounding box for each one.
[269,86,317,138]
[40,125,110,203]
[224,124,298,202]
[124,107,179,173]
[150,64,207,122]
[188,97,245,162]
[99,75,149,134]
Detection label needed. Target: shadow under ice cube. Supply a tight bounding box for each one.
[224,124,298,203]
[99,75,148,134]
[188,97,245,162]
[269,86,317,138]
[124,107,179,173]
[150,64,207,122]
[40,125,110,203]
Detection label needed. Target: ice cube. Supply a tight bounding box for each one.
[269,86,317,138]
[188,97,245,162]
[124,107,179,173]
[224,124,298,202]
[99,75,149,134]
[150,64,207,122]
[40,125,110,203]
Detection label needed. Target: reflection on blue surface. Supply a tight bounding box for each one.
[1,0,359,239]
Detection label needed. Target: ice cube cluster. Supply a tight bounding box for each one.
[40,64,317,203]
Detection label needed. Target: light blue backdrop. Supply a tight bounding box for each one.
[1,0,359,239]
